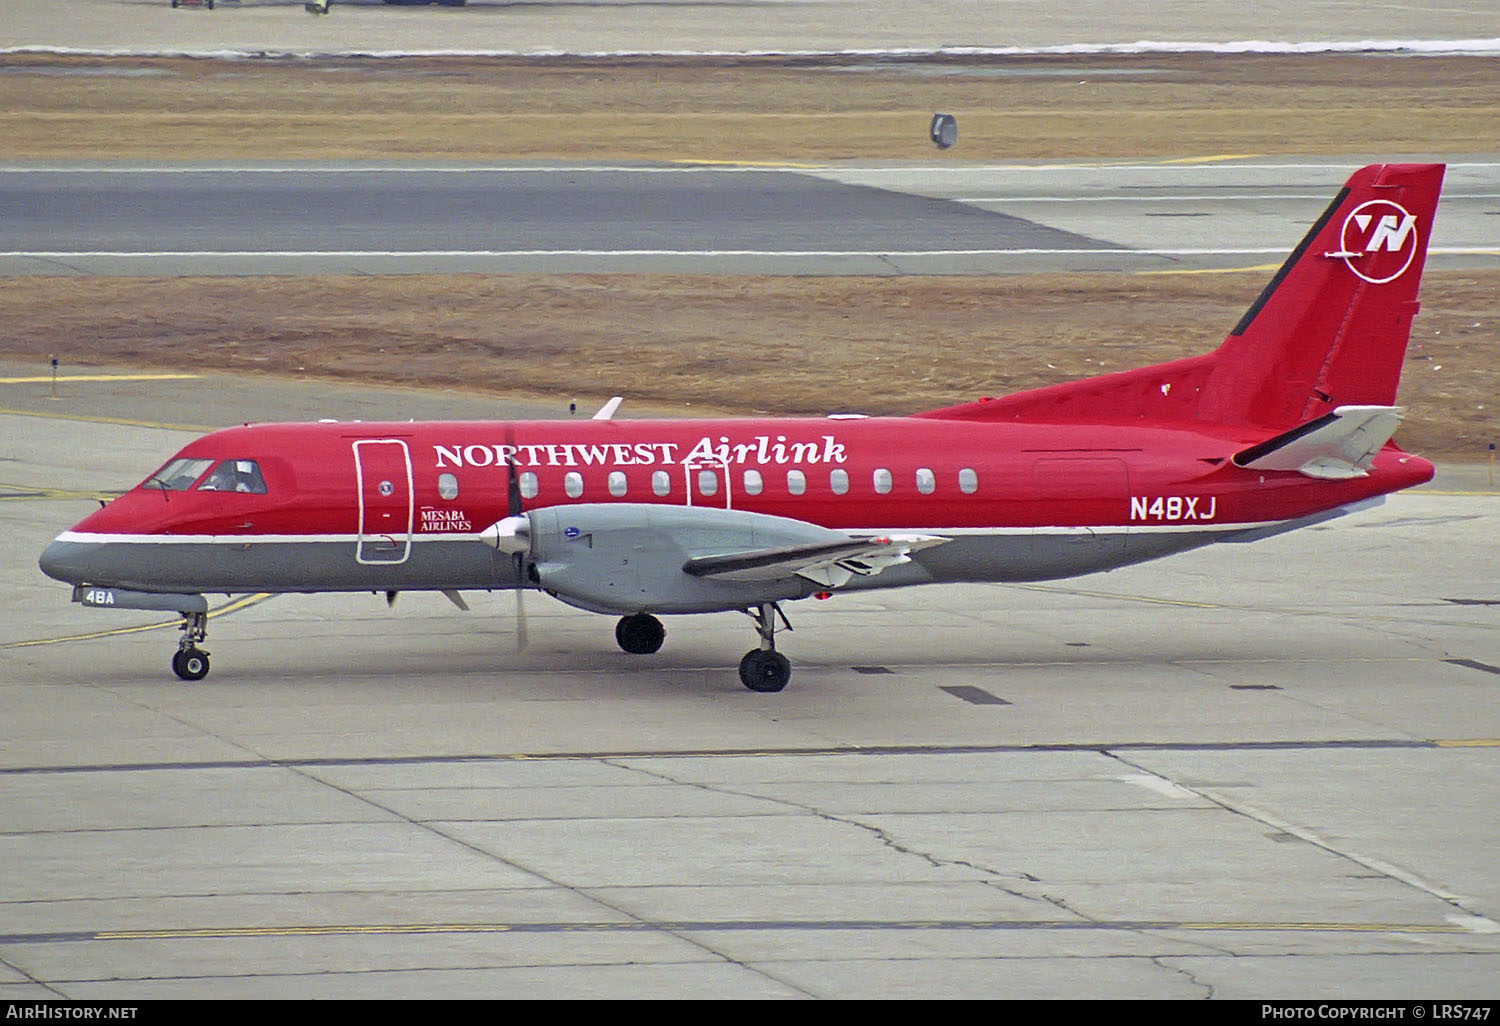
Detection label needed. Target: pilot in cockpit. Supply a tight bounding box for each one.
[198,460,267,494]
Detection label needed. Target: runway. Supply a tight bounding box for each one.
[4,158,1498,275]
[2,369,1499,998]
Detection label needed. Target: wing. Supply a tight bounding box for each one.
[682,534,950,588]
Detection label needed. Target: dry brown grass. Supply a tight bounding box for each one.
[1,52,1497,161]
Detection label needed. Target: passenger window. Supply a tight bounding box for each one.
[197,459,267,494]
[743,469,763,496]
[438,473,459,500]
[520,472,539,499]
[873,468,892,494]
[652,470,670,497]
[698,469,718,497]
[608,471,627,498]
[959,468,978,494]
[915,468,935,495]
[145,457,213,492]
[830,469,849,495]
[787,470,806,496]
[564,472,583,498]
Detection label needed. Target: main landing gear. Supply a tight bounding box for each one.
[739,603,792,693]
[614,605,793,692]
[615,613,666,655]
[172,610,210,681]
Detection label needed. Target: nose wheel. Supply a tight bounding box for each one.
[172,611,211,681]
[172,646,210,681]
[739,603,793,692]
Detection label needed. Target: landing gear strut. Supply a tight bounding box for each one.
[615,613,666,655]
[739,603,792,692]
[172,610,210,681]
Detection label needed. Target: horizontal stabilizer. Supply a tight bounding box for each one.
[1232,405,1405,479]
[684,534,949,588]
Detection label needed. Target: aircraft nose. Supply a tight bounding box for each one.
[39,536,89,585]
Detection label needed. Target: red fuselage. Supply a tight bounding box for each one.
[45,415,1432,599]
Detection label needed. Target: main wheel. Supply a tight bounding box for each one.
[172,647,210,682]
[615,613,665,655]
[739,650,791,692]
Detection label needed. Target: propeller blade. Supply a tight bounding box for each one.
[505,427,523,518]
[515,586,529,653]
[504,423,530,651]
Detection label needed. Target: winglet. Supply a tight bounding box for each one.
[593,397,624,421]
[1231,405,1405,479]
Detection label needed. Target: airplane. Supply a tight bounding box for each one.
[39,162,1445,692]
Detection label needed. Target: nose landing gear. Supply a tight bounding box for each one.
[172,610,210,681]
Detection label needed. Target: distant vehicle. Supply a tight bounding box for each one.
[40,164,1445,692]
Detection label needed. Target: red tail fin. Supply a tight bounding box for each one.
[917,163,1445,431]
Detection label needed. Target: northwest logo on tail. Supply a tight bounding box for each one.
[1324,199,1419,284]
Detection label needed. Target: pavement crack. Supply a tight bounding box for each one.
[610,757,1085,918]
[0,954,66,998]
[1155,955,1216,999]
[286,758,822,1000]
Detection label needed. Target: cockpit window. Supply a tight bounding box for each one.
[196,459,268,494]
[144,457,214,492]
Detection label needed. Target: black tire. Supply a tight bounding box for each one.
[739,650,791,692]
[172,648,210,682]
[615,613,665,655]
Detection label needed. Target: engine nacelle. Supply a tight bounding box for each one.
[507,503,851,614]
